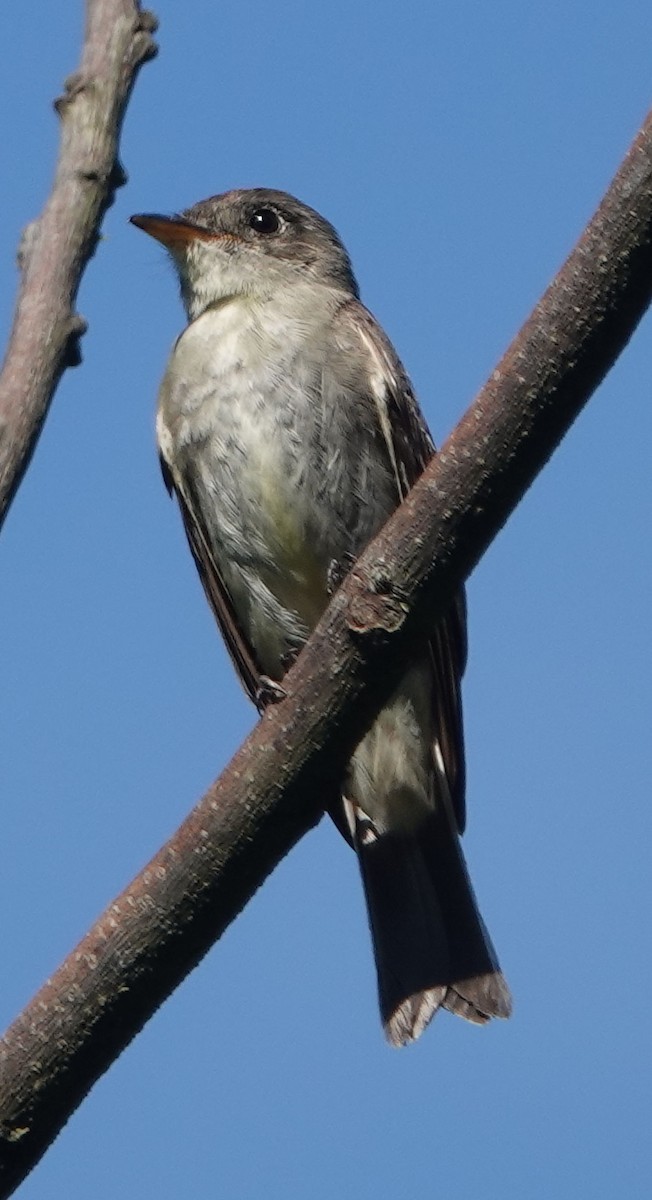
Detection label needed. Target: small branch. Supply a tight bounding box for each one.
[0,0,157,531]
[0,107,650,1199]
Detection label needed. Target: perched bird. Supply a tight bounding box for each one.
[131,189,511,1045]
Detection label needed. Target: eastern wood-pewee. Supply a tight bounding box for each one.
[131,189,511,1045]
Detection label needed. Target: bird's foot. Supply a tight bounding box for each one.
[327,552,356,596]
[255,675,287,712]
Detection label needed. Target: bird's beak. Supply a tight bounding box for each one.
[130,213,203,247]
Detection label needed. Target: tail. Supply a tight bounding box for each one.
[351,807,512,1047]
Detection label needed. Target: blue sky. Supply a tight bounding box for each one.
[1,2,651,1197]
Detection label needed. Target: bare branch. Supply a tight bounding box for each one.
[0,0,157,531]
[0,106,650,1199]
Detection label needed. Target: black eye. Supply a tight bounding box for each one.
[248,207,281,234]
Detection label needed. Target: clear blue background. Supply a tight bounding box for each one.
[1,3,651,1197]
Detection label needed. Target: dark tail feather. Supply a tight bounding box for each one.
[352,810,511,1047]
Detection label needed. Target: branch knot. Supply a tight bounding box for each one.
[346,567,407,638]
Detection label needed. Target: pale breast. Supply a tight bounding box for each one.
[157,291,397,673]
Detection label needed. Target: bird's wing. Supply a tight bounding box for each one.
[159,452,264,706]
[332,299,468,832]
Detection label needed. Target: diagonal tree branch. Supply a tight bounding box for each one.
[0,0,157,532]
[1,102,651,1198]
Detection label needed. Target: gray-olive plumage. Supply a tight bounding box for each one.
[131,189,511,1044]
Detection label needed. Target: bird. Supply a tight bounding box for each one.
[131,188,511,1045]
